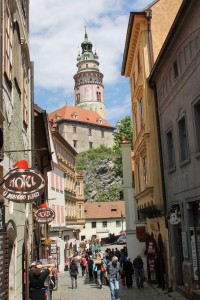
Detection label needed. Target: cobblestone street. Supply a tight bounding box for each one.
[52,271,187,300]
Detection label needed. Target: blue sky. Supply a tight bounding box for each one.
[29,0,151,126]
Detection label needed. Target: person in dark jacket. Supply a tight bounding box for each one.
[70,258,79,289]
[123,257,134,288]
[29,263,54,300]
[133,253,144,288]
[87,256,94,281]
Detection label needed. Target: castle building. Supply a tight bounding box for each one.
[49,29,115,153]
[74,27,105,119]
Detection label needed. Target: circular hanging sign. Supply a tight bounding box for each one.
[34,208,55,224]
[3,169,45,203]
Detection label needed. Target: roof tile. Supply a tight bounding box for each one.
[48,106,115,128]
[84,201,125,219]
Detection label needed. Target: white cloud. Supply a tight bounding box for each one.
[30,0,151,123]
[106,94,132,123]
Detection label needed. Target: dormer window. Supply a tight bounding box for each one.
[72,112,78,119]
[96,118,102,124]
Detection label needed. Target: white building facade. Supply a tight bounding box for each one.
[80,201,126,244]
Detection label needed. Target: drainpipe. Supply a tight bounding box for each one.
[30,62,35,168]
[0,0,4,163]
[146,9,154,69]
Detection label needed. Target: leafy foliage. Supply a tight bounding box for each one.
[76,145,115,173]
[97,184,123,202]
[113,116,133,177]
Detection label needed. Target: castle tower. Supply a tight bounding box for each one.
[73,27,105,119]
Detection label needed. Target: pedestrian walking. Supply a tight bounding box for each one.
[29,262,55,300]
[87,256,94,281]
[69,258,79,289]
[123,257,134,288]
[107,256,120,300]
[94,255,103,288]
[133,253,144,289]
[80,255,87,276]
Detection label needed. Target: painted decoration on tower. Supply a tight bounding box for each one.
[3,160,45,203]
[34,208,55,224]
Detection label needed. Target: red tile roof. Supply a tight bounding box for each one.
[84,201,125,220]
[48,106,115,129]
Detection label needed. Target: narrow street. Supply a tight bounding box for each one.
[52,271,187,300]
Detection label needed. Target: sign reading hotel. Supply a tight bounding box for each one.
[3,160,45,203]
[34,208,55,224]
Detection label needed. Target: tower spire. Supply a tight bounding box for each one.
[84,19,88,38]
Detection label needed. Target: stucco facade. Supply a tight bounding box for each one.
[80,201,126,247]
[149,1,200,298]
[0,1,34,299]
[122,0,182,288]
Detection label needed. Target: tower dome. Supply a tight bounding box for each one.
[73,27,105,119]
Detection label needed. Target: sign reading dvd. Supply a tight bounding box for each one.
[3,168,45,203]
[34,208,55,224]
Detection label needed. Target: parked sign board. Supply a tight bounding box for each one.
[3,169,45,203]
[34,208,55,224]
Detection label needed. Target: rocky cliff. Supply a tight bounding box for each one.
[76,146,123,202]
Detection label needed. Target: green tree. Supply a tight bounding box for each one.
[113,116,133,177]
[113,115,133,150]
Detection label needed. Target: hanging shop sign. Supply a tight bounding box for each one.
[166,207,182,225]
[3,169,45,203]
[34,208,55,224]
[136,226,146,242]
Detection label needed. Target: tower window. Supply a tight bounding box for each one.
[89,142,93,149]
[86,64,88,68]
[88,128,92,136]
[76,93,80,104]
[73,126,77,133]
[101,131,104,138]
[97,92,101,102]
